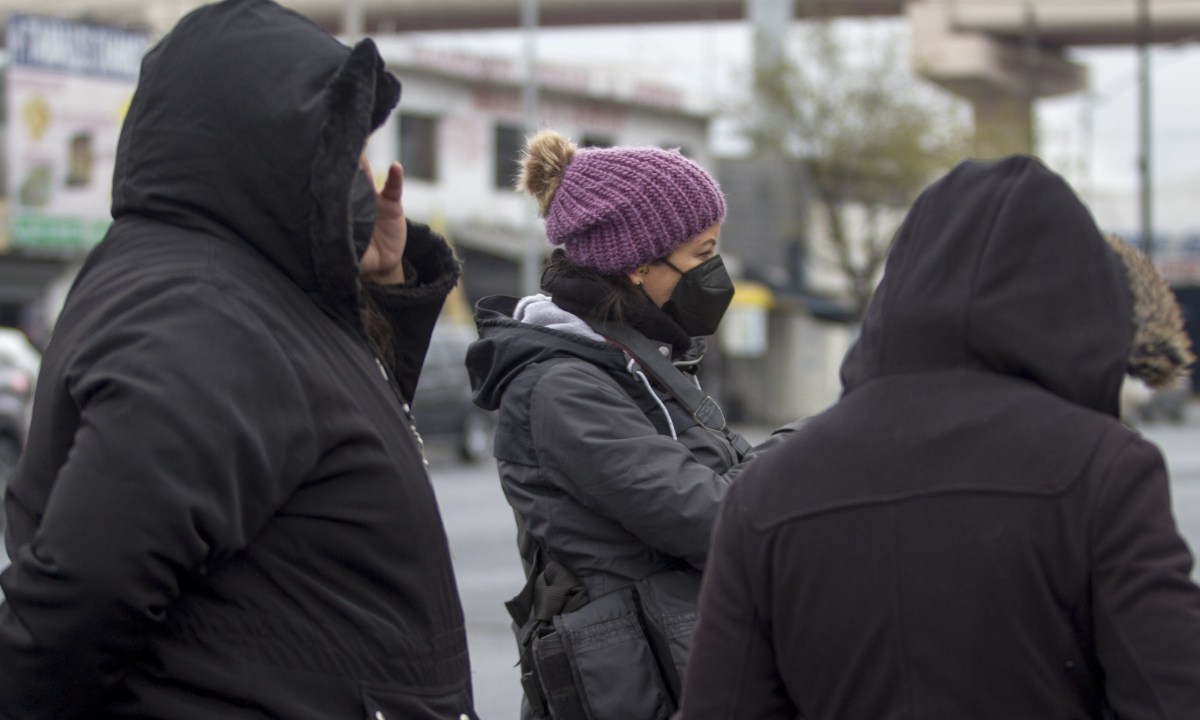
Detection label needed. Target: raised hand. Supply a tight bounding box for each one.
[359,159,408,285]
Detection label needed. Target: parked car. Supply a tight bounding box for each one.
[0,328,40,532]
[413,321,494,463]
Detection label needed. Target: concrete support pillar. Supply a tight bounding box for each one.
[971,93,1035,159]
[908,0,1087,158]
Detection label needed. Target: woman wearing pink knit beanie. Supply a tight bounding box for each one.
[466,129,802,720]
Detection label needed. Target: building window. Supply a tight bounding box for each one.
[494,124,524,190]
[398,113,438,181]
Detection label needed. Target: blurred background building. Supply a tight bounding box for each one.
[0,0,1196,427]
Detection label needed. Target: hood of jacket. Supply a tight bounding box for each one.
[468,295,630,411]
[840,155,1133,417]
[111,0,399,325]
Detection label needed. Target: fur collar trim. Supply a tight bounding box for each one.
[1107,234,1195,388]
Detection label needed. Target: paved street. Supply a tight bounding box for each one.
[424,445,527,719]
[0,410,1197,719]
[429,410,1200,719]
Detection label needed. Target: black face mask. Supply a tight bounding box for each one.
[350,166,377,258]
[661,255,735,337]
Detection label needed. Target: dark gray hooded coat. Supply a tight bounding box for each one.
[468,292,797,717]
[469,294,796,597]
[0,2,473,718]
[681,155,1200,720]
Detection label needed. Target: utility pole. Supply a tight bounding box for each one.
[748,0,792,138]
[745,0,803,289]
[520,0,541,296]
[342,0,364,37]
[1023,3,1038,152]
[1080,89,1095,205]
[1137,0,1153,260]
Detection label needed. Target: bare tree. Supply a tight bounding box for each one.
[750,21,971,318]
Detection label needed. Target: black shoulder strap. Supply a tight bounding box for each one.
[585,318,752,459]
[506,512,588,645]
[507,512,588,626]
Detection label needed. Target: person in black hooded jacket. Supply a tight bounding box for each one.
[0,2,476,719]
[679,155,1200,720]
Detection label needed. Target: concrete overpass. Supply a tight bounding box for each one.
[0,0,906,33]
[1,0,1199,155]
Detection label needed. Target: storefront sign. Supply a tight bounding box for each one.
[5,15,146,253]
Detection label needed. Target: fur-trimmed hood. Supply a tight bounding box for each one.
[1106,233,1195,388]
[841,155,1193,417]
[111,0,399,326]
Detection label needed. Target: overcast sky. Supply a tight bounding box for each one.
[408,18,1199,238]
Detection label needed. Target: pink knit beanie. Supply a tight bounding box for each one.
[518,130,727,275]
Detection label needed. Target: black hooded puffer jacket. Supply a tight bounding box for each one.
[0,2,473,718]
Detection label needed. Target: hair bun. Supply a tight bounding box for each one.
[519,129,577,215]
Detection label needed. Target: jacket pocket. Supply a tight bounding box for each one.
[360,680,475,720]
[551,586,673,720]
[633,568,702,699]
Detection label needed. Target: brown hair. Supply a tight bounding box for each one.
[543,249,646,325]
[360,291,395,368]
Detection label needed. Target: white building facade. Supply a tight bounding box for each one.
[363,42,852,423]
[364,42,716,303]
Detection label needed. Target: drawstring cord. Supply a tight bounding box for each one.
[626,356,677,440]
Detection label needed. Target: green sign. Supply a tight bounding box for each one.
[11,215,112,251]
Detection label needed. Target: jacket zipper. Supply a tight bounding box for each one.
[367,344,430,469]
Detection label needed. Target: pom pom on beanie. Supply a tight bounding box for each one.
[517,129,727,275]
